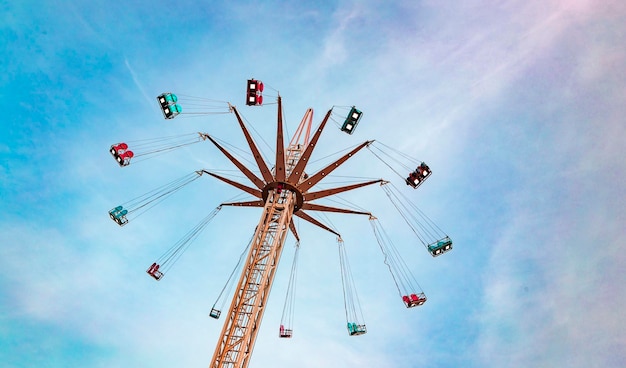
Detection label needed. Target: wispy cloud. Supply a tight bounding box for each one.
[3,1,625,367]
[124,58,155,108]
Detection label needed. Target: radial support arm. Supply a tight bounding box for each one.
[231,106,274,183]
[300,203,371,216]
[205,135,266,189]
[294,210,341,237]
[221,200,265,208]
[275,96,286,181]
[289,222,300,242]
[298,140,374,193]
[303,179,383,201]
[202,171,262,198]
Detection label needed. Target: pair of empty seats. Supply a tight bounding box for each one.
[246,79,264,106]
[402,293,427,308]
[110,143,134,167]
[209,308,221,319]
[279,324,293,338]
[146,262,163,280]
[341,106,363,134]
[157,93,182,119]
[347,322,367,336]
[108,206,128,226]
[406,162,431,188]
[428,237,453,257]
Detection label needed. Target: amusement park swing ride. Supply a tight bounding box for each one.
[108,79,453,368]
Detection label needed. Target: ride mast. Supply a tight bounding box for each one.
[207,97,380,367]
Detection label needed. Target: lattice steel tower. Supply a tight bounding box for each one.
[207,97,380,367]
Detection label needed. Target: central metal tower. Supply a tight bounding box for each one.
[205,97,380,367]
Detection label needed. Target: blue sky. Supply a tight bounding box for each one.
[1,0,625,367]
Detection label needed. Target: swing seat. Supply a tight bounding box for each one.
[157,92,178,107]
[427,237,453,257]
[109,207,129,226]
[279,324,293,338]
[247,92,257,105]
[402,293,427,307]
[112,216,128,226]
[112,149,133,167]
[347,322,367,336]
[157,93,181,119]
[110,144,133,167]
[247,79,260,93]
[110,143,128,156]
[402,295,411,306]
[246,79,263,106]
[149,270,163,280]
[405,174,421,188]
[109,206,123,219]
[405,162,431,189]
[279,330,293,338]
[341,106,362,134]
[209,308,221,319]
[162,103,182,119]
[146,264,163,280]
[409,293,427,306]
[114,211,128,226]
[118,151,134,167]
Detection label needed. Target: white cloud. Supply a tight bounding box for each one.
[3,1,626,367]
[124,58,155,109]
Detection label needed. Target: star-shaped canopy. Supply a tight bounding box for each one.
[205,97,381,239]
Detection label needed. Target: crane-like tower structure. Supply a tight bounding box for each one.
[205,97,381,367]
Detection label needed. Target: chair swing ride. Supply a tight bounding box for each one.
[108,78,453,368]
